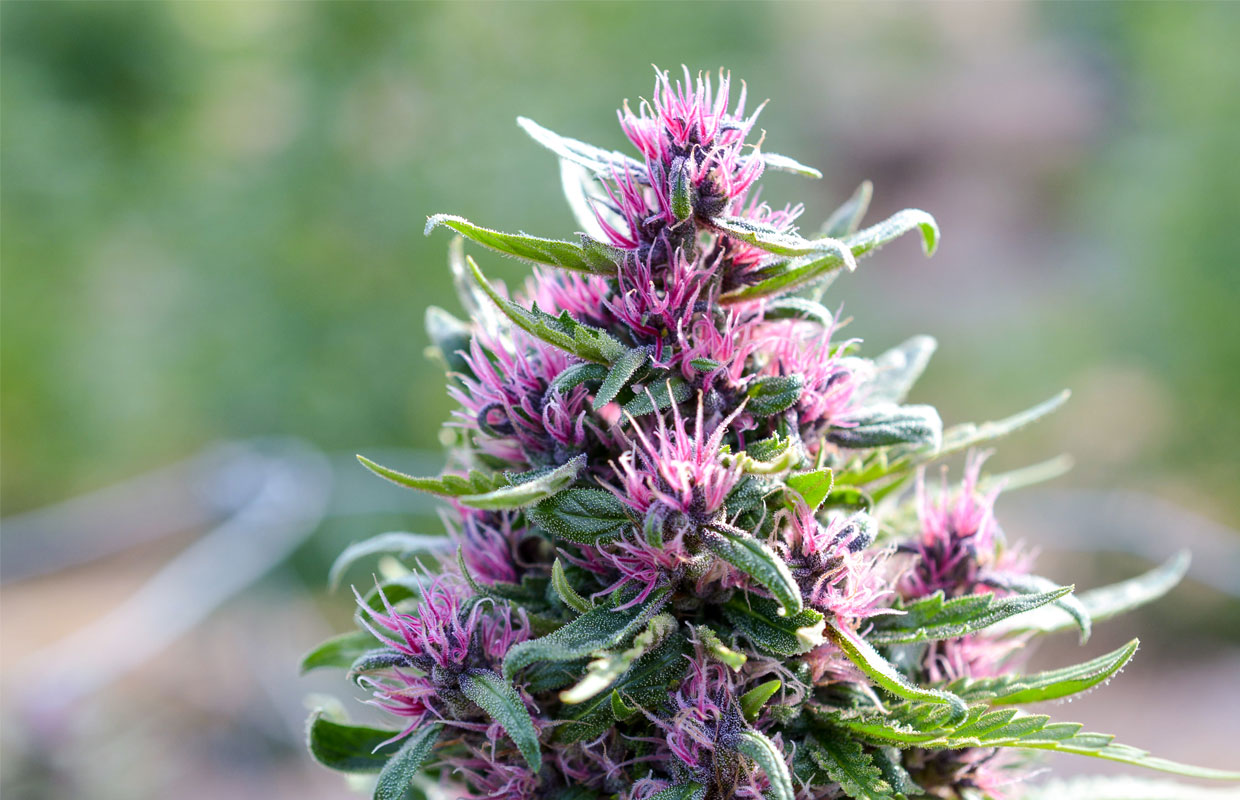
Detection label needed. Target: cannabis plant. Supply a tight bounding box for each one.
[302,68,1239,800]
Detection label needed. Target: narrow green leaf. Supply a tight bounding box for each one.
[733,729,795,800]
[552,558,593,613]
[987,572,1091,642]
[833,702,1240,781]
[559,613,676,704]
[670,156,693,222]
[949,639,1139,705]
[844,208,939,257]
[828,404,942,451]
[373,723,442,800]
[549,362,609,395]
[763,296,837,328]
[993,552,1190,636]
[820,180,873,238]
[709,214,859,264]
[936,390,1070,457]
[306,711,401,773]
[705,522,803,616]
[300,630,380,674]
[459,455,585,510]
[695,624,747,671]
[529,487,633,544]
[786,468,834,512]
[426,214,612,274]
[825,619,967,724]
[807,729,896,800]
[329,532,450,589]
[739,679,782,722]
[594,347,649,411]
[722,595,825,657]
[1023,775,1240,800]
[868,586,1075,645]
[466,255,627,363]
[458,669,542,773]
[864,335,937,405]
[356,455,507,497]
[503,589,668,680]
[516,116,645,177]
[347,648,408,684]
[746,374,804,416]
[622,377,692,416]
[759,151,823,179]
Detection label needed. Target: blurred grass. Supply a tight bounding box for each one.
[2,1,1238,527]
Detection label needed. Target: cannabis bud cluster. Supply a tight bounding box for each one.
[302,68,1237,800]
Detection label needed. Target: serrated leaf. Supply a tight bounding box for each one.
[732,729,794,800]
[820,180,873,238]
[373,723,442,800]
[459,455,585,510]
[758,151,823,179]
[828,404,942,451]
[300,630,381,674]
[722,595,825,656]
[426,214,613,275]
[347,648,409,684]
[936,390,1070,457]
[949,639,1139,705]
[705,522,803,616]
[466,255,626,363]
[356,455,508,497]
[864,335,937,406]
[622,377,692,416]
[556,632,689,743]
[868,586,1074,646]
[328,532,450,589]
[551,558,593,613]
[594,347,649,410]
[762,296,837,327]
[503,588,669,680]
[740,679,781,722]
[306,711,401,773]
[746,374,804,416]
[559,613,675,704]
[986,572,1091,642]
[458,669,542,773]
[825,619,967,724]
[992,551,1190,636]
[709,215,859,266]
[517,116,646,178]
[720,208,939,304]
[786,468,834,512]
[831,702,1240,781]
[549,362,609,395]
[807,728,896,800]
[529,487,633,544]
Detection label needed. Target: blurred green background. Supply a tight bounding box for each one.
[2,3,1238,799]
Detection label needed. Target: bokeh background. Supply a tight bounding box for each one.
[3,2,1238,799]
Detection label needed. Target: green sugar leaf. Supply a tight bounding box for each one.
[373,723,442,800]
[306,711,402,773]
[503,588,669,680]
[746,374,804,417]
[820,180,873,238]
[551,557,594,614]
[622,377,693,416]
[705,522,803,616]
[828,404,942,451]
[868,585,1075,645]
[328,532,450,589]
[948,639,1139,705]
[426,214,613,275]
[459,455,585,510]
[459,669,542,773]
[732,729,795,800]
[786,468,834,512]
[806,728,897,800]
[739,679,782,722]
[466,255,627,363]
[530,487,633,544]
[300,630,380,674]
[517,116,645,178]
[759,151,823,179]
[722,595,825,657]
[594,347,649,411]
[863,335,938,406]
